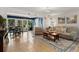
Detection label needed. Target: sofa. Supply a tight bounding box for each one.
[35,27,43,35]
[46,26,79,41]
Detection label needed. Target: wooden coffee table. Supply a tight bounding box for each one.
[50,32,59,42]
[43,31,59,42]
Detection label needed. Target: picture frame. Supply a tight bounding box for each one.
[58,17,65,24]
[67,15,77,24]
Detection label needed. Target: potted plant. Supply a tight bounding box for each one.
[0,15,6,52]
[0,15,6,30]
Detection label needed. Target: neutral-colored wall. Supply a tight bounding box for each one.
[44,11,79,28]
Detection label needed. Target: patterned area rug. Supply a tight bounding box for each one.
[35,36,79,52]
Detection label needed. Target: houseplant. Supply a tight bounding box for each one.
[0,15,6,30]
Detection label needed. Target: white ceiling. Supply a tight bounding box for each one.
[0,7,79,17]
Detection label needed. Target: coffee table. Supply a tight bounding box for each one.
[43,31,59,42]
[49,32,59,42]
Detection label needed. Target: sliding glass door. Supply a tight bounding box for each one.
[8,19,15,32]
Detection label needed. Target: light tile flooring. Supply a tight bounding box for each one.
[3,31,79,52]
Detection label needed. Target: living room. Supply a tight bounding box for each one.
[35,7,79,52]
[0,7,79,52]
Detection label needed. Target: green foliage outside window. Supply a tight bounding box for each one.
[0,15,6,28]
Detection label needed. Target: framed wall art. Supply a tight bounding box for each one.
[58,17,65,24]
[66,15,77,24]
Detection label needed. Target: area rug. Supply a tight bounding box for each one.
[35,36,79,52]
